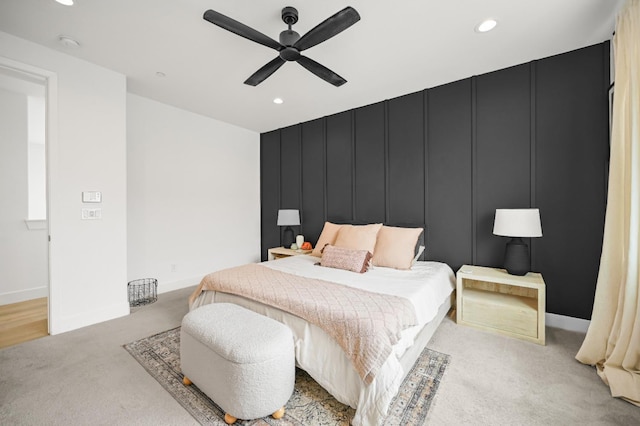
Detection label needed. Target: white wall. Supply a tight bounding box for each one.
[0,88,48,304]
[127,94,261,293]
[0,31,129,334]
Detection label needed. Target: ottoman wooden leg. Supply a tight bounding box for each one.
[182,376,192,386]
[272,407,285,419]
[224,413,237,424]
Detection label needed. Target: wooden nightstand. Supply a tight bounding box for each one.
[456,265,546,345]
[267,247,313,261]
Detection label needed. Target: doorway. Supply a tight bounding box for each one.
[0,64,50,348]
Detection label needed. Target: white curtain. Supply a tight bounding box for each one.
[576,0,640,406]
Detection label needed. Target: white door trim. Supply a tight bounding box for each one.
[0,56,58,334]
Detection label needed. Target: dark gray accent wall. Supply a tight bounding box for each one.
[534,46,609,319]
[426,79,473,270]
[260,131,280,261]
[260,42,609,319]
[354,102,386,224]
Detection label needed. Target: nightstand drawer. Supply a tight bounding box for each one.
[462,288,538,338]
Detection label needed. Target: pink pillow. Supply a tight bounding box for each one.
[372,226,424,270]
[333,223,383,253]
[311,222,344,257]
[320,245,372,273]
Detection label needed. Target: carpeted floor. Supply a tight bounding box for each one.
[1,286,638,425]
[124,326,450,425]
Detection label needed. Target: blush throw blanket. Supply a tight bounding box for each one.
[189,263,418,385]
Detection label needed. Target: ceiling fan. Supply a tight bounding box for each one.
[203,6,360,87]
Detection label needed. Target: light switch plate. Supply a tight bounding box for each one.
[81,208,102,220]
[82,191,102,203]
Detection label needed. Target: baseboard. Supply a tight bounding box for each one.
[545,313,590,333]
[0,286,48,306]
[50,302,130,335]
[49,278,199,334]
[158,276,201,294]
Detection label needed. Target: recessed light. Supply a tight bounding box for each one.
[476,19,497,33]
[273,98,283,104]
[58,35,80,48]
[55,0,74,6]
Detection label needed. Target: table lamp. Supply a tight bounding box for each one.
[277,209,300,248]
[493,208,542,276]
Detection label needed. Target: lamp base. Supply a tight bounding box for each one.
[503,237,530,276]
[282,226,294,248]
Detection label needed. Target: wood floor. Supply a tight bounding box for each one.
[0,298,48,349]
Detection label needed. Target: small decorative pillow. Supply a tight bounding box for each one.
[319,245,373,273]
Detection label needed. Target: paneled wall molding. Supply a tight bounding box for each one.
[383,100,390,222]
[350,110,358,221]
[297,125,303,222]
[471,75,478,266]
[529,61,538,269]
[322,119,328,222]
[261,42,609,320]
[422,91,429,232]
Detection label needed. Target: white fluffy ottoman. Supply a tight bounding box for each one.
[180,303,295,424]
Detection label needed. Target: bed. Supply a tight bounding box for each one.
[188,224,455,426]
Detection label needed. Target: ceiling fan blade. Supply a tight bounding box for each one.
[203,9,282,51]
[293,6,360,52]
[244,57,286,86]
[296,56,347,87]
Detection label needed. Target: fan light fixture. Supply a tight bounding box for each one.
[203,6,360,87]
[476,19,497,33]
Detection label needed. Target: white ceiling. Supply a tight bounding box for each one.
[0,0,624,133]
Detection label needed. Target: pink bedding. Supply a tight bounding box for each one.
[189,263,418,384]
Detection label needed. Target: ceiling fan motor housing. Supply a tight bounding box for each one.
[279,6,300,59]
[279,29,300,47]
[280,6,300,48]
[279,46,301,61]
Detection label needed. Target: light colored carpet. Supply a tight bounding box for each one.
[426,317,639,425]
[1,286,638,425]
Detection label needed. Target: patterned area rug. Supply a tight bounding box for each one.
[124,327,450,425]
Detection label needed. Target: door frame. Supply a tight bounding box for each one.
[0,56,58,334]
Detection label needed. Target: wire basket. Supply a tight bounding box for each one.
[128,278,158,307]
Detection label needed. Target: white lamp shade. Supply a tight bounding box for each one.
[493,208,542,237]
[277,209,300,226]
